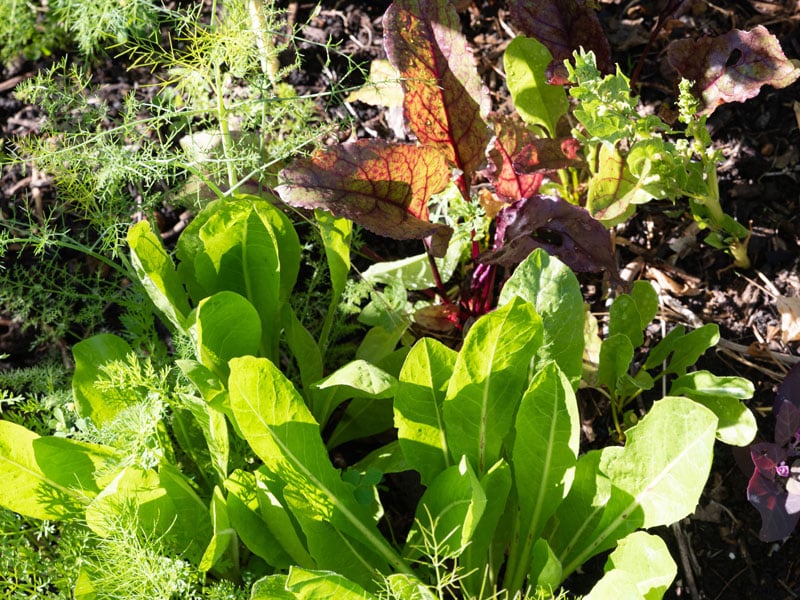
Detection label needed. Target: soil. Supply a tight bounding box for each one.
[2,1,800,598]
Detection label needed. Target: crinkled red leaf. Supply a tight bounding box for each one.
[667,26,800,115]
[479,194,620,283]
[508,0,613,75]
[486,116,581,202]
[486,115,545,202]
[384,0,490,181]
[276,139,453,255]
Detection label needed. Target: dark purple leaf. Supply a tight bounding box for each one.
[479,194,620,283]
[775,362,800,416]
[666,26,800,115]
[747,465,800,542]
[508,0,613,75]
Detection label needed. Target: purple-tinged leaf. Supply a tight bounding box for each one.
[512,137,582,175]
[276,139,453,256]
[667,26,800,115]
[748,443,800,542]
[479,195,620,283]
[508,0,613,75]
[775,362,800,416]
[486,115,545,202]
[384,0,491,181]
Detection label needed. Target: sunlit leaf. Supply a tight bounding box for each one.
[667,26,800,115]
[277,139,453,256]
[384,0,490,181]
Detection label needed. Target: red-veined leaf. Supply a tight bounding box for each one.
[509,0,613,75]
[486,115,545,202]
[384,0,490,181]
[667,26,800,115]
[276,140,453,256]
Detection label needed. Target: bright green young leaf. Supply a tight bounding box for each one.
[499,248,584,386]
[199,486,237,576]
[353,441,410,476]
[670,371,757,446]
[405,456,487,560]
[443,297,543,474]
[285,567,376,600]
[176,196,300,362]
[663,324,720,376]
[600,396,717,529]
[224,469,300,568]
[173,395,229,487]
[460,460,512,598]
[127,220,191,332]
[281,304,324,397]
[251,574,296,599]
[0,421,120,521]
[598,531,677,600]
[72,333,134,425]
[315,209,352,352]
[608,281,658,348]
[504,36,569,136]
[643,325,686,370]
[530,538,563,593]
[193,291,261,380]
[583,570,644,600]
[585,143,639,227]
[228,356,411,579]
[312,359,398,427]
[395,338,457,485]
[505,362,579,593]
[597,334,634,395]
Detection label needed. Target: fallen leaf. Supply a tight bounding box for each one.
[776,295,800,343]
[345,59,404,109]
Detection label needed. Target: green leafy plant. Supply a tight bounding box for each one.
[0,237,757,598]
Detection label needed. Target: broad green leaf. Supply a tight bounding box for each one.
[127,220,190,331]
[597,334,634,395]
[404,456,487,560]
[356,322,410,364]
[228,356,409,578]
[505,362,579,593]
[224,469,300,568]
[504,36,568,136]
[193,291,261,380]
[315,209,352,352]
[443,298,543,474]
[384,0,491,181]
[670,371,757,446]
[276,140,453,257]
[608,281,658,348]
[545,451,640,578]
[597,531,677,600]
[643,325,686,370]
[586,143,638,227]
[395,338,457,485]
[583,570,643,600]
[601,397,716,528]
[312,360,398,428]
[176,196,299,362]
[460,460,512,598]
[499,248,584,385]
[286,567,377,600]
[0,421,120,520]
[72,333,134,425]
